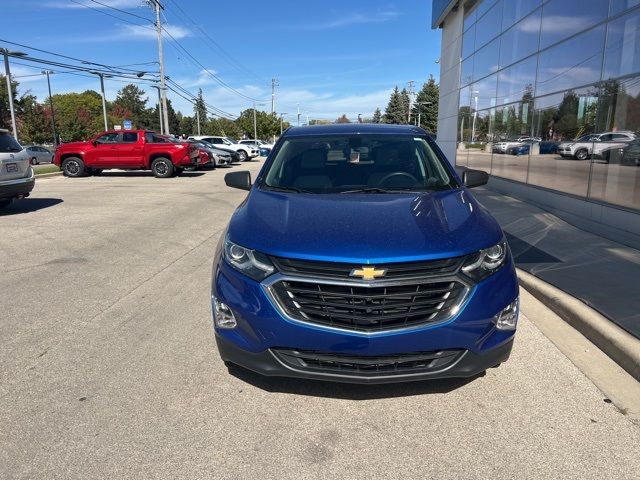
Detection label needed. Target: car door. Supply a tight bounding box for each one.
[117,131,145,168]
[90,132,121,167]
[36,147,51,163]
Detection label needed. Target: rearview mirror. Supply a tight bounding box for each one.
[462,169,489,188]
[225,171,252,191]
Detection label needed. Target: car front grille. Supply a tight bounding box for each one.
[271,348,464,376]
[269,278,467,332]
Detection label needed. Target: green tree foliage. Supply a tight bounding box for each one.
[20,95,51,145]
[384,86,406,124]
[112,84,149,129]
[0,74,23,132]
[194,88,207,127]
[412,75,439,133]
[235,109,281,139]
[52,90,104,142]
[179,115,195,136]
[205,117,243,138]
[372,108,382,124]
[400,88,411,123]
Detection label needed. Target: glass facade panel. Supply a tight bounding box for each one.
[499,8,541,69]
[474,1,502,49]
[540,0,609,50]
[610,0,640,16]
[456,0,640,212]
[490,102,532,182]
[496,56,536,106]
[535,25,605,97]
[462,25,476,60]
[527,88,596,196]
[473,37,500,81]
[501,0,541,31]
[603,9,640,81]
[589,75,640,210]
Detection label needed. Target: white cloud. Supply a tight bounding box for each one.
[121,24,191,40]
[295,9,401,30]
[47,0,144,9]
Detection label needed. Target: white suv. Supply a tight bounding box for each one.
[239,139,275,150]
[188,135,258,161]
[0,129,34,209]
[558,131,636,160]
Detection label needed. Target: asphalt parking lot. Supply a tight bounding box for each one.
[1,162,639,479]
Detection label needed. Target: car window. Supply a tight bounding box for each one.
[222,138,233,145]
[96,133,119,144]
[599,134,613,141]
[612,134,630,140]
[121,132,138,143]
[0,133,23,152]
[262,134,457,194]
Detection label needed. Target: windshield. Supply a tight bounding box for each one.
[224,137,236,144]
[261,134,457,194]
[0,133,23,153]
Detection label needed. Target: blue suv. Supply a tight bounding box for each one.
[212,124,518,384]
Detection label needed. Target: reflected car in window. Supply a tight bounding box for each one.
[557,131,636,160]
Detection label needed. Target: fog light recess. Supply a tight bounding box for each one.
[495,297,519,331]
[212,296,237,329]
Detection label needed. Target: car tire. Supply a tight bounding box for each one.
[151,157,174,178]
[575,149,588,160]
[62,157,86,177]
[237,150,248,162]
[31,157,39,165]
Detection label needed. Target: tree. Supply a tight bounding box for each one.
[0,74,24,132]
[412,75,439,133]
[372,108,382,123]
[20,95,51,145]
[205,117,243,138]
[51,90,104,141]
[112,84,149,129]
[383,86,405,124]
[400,88,411,123]
[179,115,195,136]
[335,114,350,123]
[235,109,280,139]
[165,99,180,135]
[194,88,207,130]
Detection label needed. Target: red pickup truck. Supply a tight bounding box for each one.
[54,130,200,178]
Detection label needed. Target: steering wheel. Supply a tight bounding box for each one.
[378,172,418,187]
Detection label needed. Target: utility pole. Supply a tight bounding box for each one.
[407,80,415,124]
[42,70,58,145]
[150,85,164,134]
[297,103,300,126]
[280,113,288,135]
[148,0,170,135]
[271,78,278,114]
[196,106,201,135]
[1,48,27,141]
[90,71,110,131]
[253,102,257,141]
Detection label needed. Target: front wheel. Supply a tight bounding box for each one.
[62,157,86,177]
[31,157,39,165]
[237,150,248,162]
[151,157,174,178]
[575,149,589,160]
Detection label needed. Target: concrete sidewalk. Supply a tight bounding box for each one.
[473,188,640,340]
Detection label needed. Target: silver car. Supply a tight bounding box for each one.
[26,145,54,165]
[0,129,35,209]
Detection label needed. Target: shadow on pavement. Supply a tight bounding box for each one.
[226,363,482,399]
[0,198,63,215]
[98,171,206,178]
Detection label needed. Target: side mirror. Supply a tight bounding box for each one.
[462,169,489,188]
[225,171,252,191]
[92,140,98,146]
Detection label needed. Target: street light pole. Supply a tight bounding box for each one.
[416,101,432,129]
[90,71,110,131]
[471,91,479,142]
[148,0,170,135]
[42,70,58,145]
[149,85,164,134]
[253,102,257,141]
[1,48,27,141]
[280,113,288,135]
[196,105,201,135]
[297,103,300,127]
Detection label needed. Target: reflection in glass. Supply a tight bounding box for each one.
[497,56,536,107]
[603,9,640,81]
[609,0,640,16]
[490,102,532,182]
[499,9,541,69]
[540,0,609,50]
[469,73,498,110]
[462,25,476,60]
[590,75,640,210]
[474,0,503,50]
[457,111,470,167]
[461,56,474,87]
[467,109,494,172]
[528,89,597,196]
[473,37,500,81]
[502,0,541,32]
[536,26,605,97]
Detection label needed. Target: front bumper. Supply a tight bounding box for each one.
[0,172,35,200]
[216,334,513,384]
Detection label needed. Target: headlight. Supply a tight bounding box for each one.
[461,239,508,281]
[223,238,275,281]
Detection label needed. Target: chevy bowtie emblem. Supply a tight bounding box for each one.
[350,266,386,280]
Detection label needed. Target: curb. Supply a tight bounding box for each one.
[517,268,640,382]
[35,171,63,178]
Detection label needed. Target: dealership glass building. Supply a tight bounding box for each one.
[432,0,640,244]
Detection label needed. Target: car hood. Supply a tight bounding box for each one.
[58,141,89,149]
[227,188,503,264]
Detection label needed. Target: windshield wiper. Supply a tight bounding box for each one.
[261,184,312,194]
[339,187,418,194]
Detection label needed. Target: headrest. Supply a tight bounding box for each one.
[300,149,325,169]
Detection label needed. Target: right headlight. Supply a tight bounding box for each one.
[222,237,275,281]
[461,239,508,282]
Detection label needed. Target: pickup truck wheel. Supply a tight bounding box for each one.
[151,157,174,178]
[237,150,248,162]
[575,149,589,160]
[62,157,86,177]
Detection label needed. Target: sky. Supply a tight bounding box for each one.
[2,0,441,122]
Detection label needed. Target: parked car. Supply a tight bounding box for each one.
[239,139,275,151]
[0,129,35,209]
[492,137,528,153]
[188,135,258,161]
[557,131,636,160]
[54,130,200,178]
[506,141,559,156]
[26,145,54,165]
[599,138,640,166]
[188,140,231,168]
[198,140,241,163]
[212,123,519,383]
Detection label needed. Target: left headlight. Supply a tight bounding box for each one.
[223,237,275,281]
[461,239,508,282]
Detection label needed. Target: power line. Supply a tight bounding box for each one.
[86,0,154,23]
[69,0,154,28]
